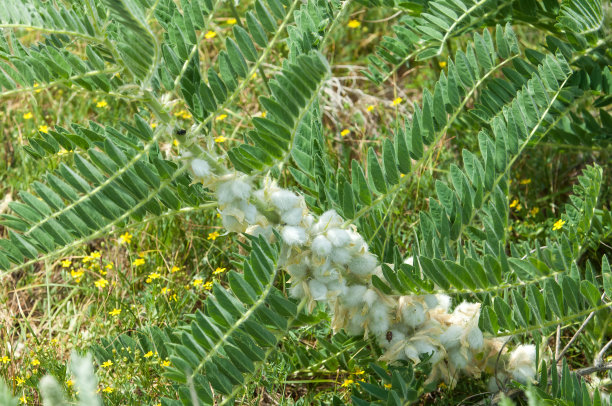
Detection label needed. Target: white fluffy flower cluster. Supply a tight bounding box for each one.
[185,159,538,388]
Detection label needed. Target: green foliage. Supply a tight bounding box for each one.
[0,0,610,404]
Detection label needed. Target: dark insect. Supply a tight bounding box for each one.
[175,128,186,135]
[386,330,393,342]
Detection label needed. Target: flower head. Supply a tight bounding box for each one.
[31,359,40,366]
[1,355,9,364]
[208,231,220,241]
[347,20,361,28]
[23,112,33,120]
[213,267,226,275]
[205,30,216,39]
[118,232,132,244]
[61,259,72,268]
[227,18,237,25]
[214,136,227,143]
[203,281,213,290]
[144,351,154,358]
[133,258,145,267]
[101,360,113,368]
[552,219,565,231]
[366,105,374,112]
[39,125,49,133]
[392,97,403,106]
[341,379,354,387]
[96,100,108,108]
[95,278,108,288]
[341,129,350,137]
[216,114,228,121]
[109,308,121,316]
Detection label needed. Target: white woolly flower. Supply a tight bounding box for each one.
[405,339,439,363]
[326,228,350,247]
[221,213,246,233]
[348,253,377,276]
[311,210,343,234]
[439,325,464,349]
[448,348,470,370]
[312,263,340,284]
[330,247,352,265]
[429,294,451,312]
[465,327,484,350]
[270,189,300,212]
[281,226,307,246]
[286,263,309,281]
[368,302,391,336]
[217,177,252,205]
[190,158,211,178]
[340,284,368,308]
[289,282,305,298]
[450,302,481,325]
[378,329,406,349]
[308,279,328,301]
[400,300,426,328]
[507,345,537,384]
[326,279,348,298]
[281,207,304,226]
[363,289,379,307]
[346,313,367,336]
[311,235,332,257]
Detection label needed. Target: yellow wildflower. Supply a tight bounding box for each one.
[553,219,566,231]
[261,111,267,118]
[95,278,108,288]
[31,359,40,366]
[227,18,237,25]
[509,199,519,209]
[34,83,41,93]
[520,178,532,185]
[530,207,539,216]
[161,360,171,367]
[439,61,447,68]
[353,368,365,375]
[61,259,72,268]
[91,251,101,259]
[161,287,171,295]
[173,139,179,147]
[340,129,350,137]
[144,351,154,358]
[133,258,145,267]
[15,377,25,386]
[66,379,73,387]
[23,112,33,120]
[96,100,108,108]
[171,266,181,273]
[192,279,203,287]
[71,268,84,282]
[213,267,226,275]
[109,308,121,316]
[151,123,157,129]
[19,396,27,404]
[203,281,213,290]
[105,262,113,270]
[147,272,161,282]
[392,97,403,106]
[1,355,9,364]
[366,105,374,112]
[102,386,113,393]
[384,383,392,389]
[138,251,146,258]
[174,110,188,117]
[214,136,227,143]
[347,20,361,28]
[216,114,228,121]
[205,30,216,39]
[341,379,354,387]
[39,125,49,133]
[118,232,132,244]
[101,360,113,368]
[207,231,220,241]
[181,112,192,119]
[170,294,178,302]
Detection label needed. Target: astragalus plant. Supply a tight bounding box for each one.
[0,0,610,404]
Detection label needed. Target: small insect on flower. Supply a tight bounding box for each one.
[175,128,186,136]
[109,308,121,316]
[552,219,566,231]
[347,20,361,28]
[392,97,403,106]
[386,330,393,342]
